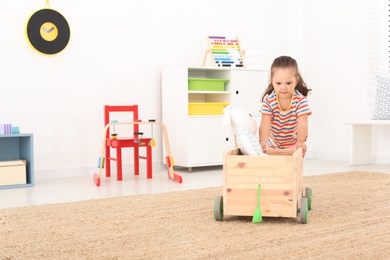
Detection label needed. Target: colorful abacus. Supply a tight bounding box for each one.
[202,35,246,68]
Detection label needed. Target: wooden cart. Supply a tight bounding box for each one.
[213,147,312,224]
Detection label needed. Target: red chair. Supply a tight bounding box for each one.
[104,105,152,180]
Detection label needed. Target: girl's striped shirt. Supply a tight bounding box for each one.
[261,90,311,149]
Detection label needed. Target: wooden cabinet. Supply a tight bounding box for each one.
[0,134,34,189]
[162,67,268,170]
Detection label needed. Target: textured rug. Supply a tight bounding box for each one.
[0,171,389,259]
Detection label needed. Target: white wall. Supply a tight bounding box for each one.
[303,0,390,163]
[0,0,388,179]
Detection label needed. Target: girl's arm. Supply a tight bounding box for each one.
[259,115,271,152]
[296,114,309,157]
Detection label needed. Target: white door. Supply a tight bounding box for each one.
[230,70,269,117]
[187,117,233,166]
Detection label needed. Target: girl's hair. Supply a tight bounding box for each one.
[262,56,311,100]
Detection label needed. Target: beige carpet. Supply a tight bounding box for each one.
[0,171,389,259]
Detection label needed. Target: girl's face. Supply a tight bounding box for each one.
[271,68,298,98]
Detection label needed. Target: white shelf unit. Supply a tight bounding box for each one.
[162,67,269,171]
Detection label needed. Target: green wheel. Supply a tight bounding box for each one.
[300,198,308,224]
[213,195,224,221]
[304,187,313,210]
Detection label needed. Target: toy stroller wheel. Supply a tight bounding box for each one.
[213,195,224,221]
[304,187,313,210]
[300,198,308,224]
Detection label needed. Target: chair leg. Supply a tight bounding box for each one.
[147,145,152,178]
[117,147,123,181]
[105,144,111,178]
[134,147,140,175]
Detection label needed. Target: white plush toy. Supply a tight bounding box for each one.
[222,105,266,156]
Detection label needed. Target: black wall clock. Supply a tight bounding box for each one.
[25,8,70,55]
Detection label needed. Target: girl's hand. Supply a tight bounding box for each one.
[295,141,307,158]
[260,142,268,153]
[259,115,271,153]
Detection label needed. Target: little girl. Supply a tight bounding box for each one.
[259,56,312,157]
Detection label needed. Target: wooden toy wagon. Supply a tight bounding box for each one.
[213,147,312,224]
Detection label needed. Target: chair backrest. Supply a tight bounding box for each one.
[104,105,139,138]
